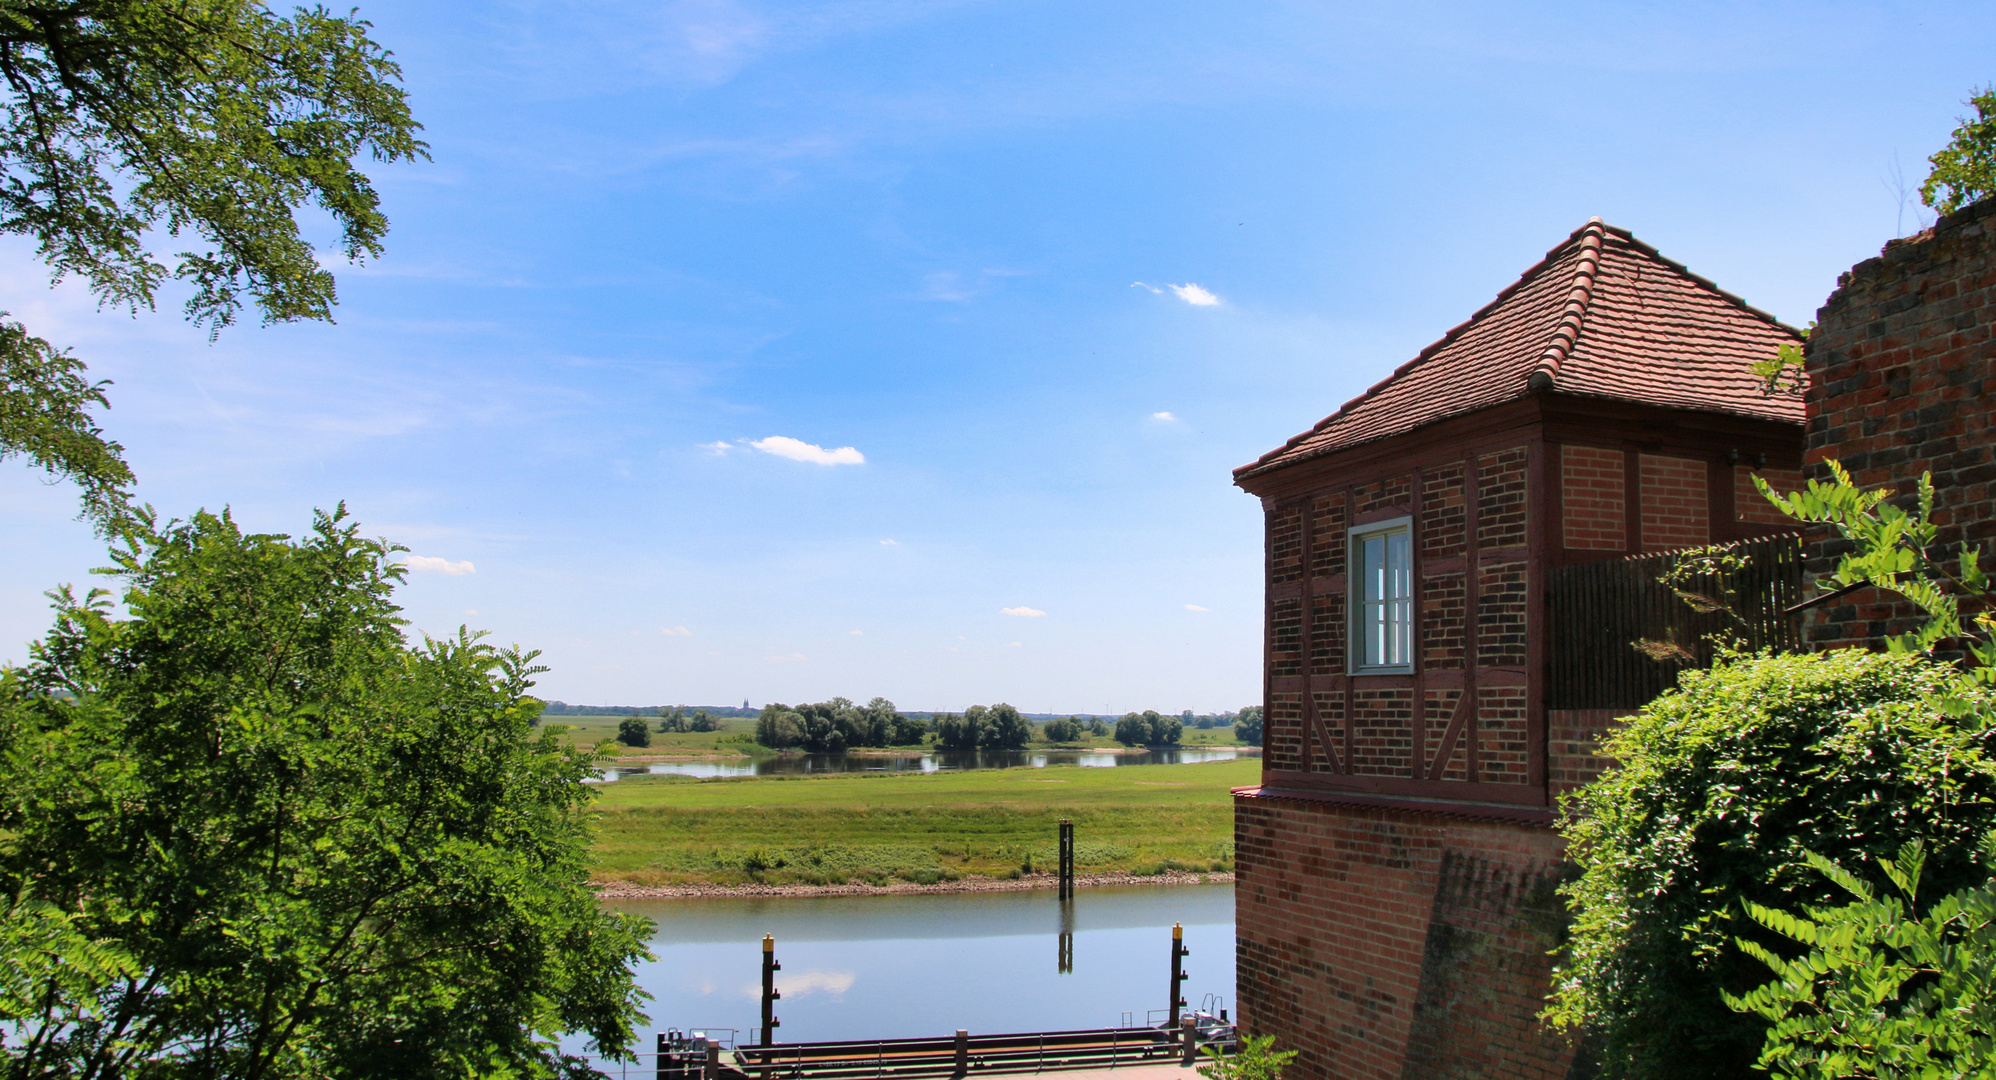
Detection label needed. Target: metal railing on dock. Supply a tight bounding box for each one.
[729,1025,1195,1079]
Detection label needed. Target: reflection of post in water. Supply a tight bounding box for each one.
[1057,899,1074,974]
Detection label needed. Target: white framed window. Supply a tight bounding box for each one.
[1351,516,1414,672]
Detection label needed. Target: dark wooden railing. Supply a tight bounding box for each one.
[1548,533,1804,711]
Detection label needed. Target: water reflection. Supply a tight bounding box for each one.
[595,746,1256,781]
[602,884,1234,1043]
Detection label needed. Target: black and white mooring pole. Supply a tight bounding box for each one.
[761,934,781,1047]
[1168,923,1189,1027]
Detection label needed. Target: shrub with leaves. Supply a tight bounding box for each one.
[1726,838,1996,1079]
[1923,87,1996,215]
[1547,647,1996,1078]
[1198,1034,1297,1080]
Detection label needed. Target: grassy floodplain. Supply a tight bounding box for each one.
[588,756,1256,887]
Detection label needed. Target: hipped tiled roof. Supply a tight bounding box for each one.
[1236,220,1805,481]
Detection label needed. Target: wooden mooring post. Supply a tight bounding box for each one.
[1167,923,1189,1027]
[1057,819,1075,900]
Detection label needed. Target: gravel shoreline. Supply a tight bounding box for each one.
[592,870,1234,900]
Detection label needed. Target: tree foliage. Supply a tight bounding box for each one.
[0,0,424,528]
[1923,87,1996,215]
[0,508,648,1079]
[753,697,905,751]
[616,715,651,748]
[1234,705,1263,747]
[1042,716,1082,743]
[1114,710,1182,746]
[1725,838,1996,1080]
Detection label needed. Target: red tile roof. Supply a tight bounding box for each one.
[1236,220,1805,481]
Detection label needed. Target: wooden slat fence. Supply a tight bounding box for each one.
[1548,534,1804,711]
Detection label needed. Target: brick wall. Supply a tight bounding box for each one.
[1803,197,1996,650]
[1561,445,1625,550]
[1547,708,1628,801]
[1234,791,1583,1080]
[1638,454,1708,550]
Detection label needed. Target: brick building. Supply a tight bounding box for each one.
[1230,219,1806,1079]
[1800,196,1996,649]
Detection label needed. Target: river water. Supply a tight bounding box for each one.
[596,747,1255,781]
[603,883,1235,1045]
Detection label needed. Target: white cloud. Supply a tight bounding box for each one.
[406,555,476,576]
[766,652,808,663]
[848,629,864,636]
[463,608,480,616]
[749,435,865,465]
[1167,283,1222,306]
[880,538,899,546]
[1001,606,1046,618]
[1152,411,1178,422]
[1005,641,1023,647]
[1134,281,1222,306]
[773,970,856,999]
[1185,604,1211,612]
[699,440,734,455]
[661,625,693,637]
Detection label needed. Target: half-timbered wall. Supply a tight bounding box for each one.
[1262,443,1544,806]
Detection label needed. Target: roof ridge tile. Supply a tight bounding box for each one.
[1525,219,1605,392]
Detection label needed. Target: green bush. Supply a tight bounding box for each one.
[616,715,651,747]
[1548,649,1996,1079]
[1725,837,1996,1079]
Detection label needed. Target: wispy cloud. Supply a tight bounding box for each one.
[750,435,865,465]
[1132,281,1222,306]
[1001,606,1046,618]
[1005,641,1023,647]
[661,625,693,636]
[406,555,476,575]
[1184,604,1211,612]
[770,970,855,999]
[766,652,808,663]
[699,440,735,455]
[1152,411,1178,422]
[848,629,864,636]
[880,538,899,546]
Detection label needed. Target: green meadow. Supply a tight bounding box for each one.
[587,757,1255,886]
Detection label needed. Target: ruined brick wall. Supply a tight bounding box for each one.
[1803,197,1996,649]
[1234,790,1584,1080]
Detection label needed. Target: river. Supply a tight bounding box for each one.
[595,746,1256,781]
[603,883,1235,1046]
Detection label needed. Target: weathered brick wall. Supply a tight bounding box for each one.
[1234,791,1583,1080]
[1638,453,1708,550]
[1561,445,1625,550]
[1803,197,1996,649]
[1547,708,1627,801]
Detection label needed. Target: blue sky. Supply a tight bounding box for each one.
[0,1,1989,713]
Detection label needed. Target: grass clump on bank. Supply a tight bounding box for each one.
[587,757,1253,886]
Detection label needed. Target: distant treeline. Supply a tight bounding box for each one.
[539,701,758,718]
[753,699,1265,750]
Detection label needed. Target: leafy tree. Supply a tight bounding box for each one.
[1114,712,1148,746]
[888,712,929,746]
[1115,710,1182,746]
[754,705,805,749]
[934,711,979,750]
[1923,87,1996,215]
[1725,838,1996,1079]
[0,508,648,1078]
[980,703,1032,749]
[1234,706,1263,747]
[657,706,686,734]
[616,715,651,748]
[0,2,425,532]
[1087,717,1109,736]
[1042,717,1081,743]
[689,708,717,732]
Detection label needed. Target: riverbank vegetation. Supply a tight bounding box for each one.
[587,756,1254,887]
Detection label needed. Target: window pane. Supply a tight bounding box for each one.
[1354,526,1413,669]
